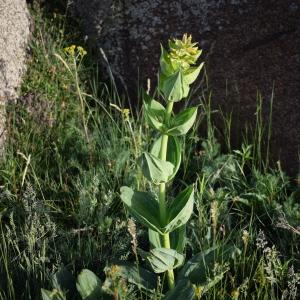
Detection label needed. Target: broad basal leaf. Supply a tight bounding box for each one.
[166,107,198,136]
[151,135,181,180]
[147,248,184,273]
[76,269,103,300]
[120,186,163,234]
[178,245,239,284]
[163,185,194,233]
[138,152,174,185]
[163,279,195,300]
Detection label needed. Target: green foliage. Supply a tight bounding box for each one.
[76,269,103,300]
[147,248,184,273]
[1,5,300,300]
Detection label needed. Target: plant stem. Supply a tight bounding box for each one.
[74,57,90,144]
[158,101,175,289]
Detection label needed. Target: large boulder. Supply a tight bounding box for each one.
[73,0,300,176]
[0,0,30,154]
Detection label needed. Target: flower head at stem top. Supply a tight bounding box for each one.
[168,33,202,71]
[64,45,87,59]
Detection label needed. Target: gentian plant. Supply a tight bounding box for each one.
[120,34,204,290]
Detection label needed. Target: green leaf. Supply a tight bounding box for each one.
[183,62,204,84]
[148,225,186,253]
[178,245,238,284]
[163,279,195,300]
[163,185,194,233]
[41,289,66,300]
[151,135,181,180]
[52,267,77,299]
[147,248,184,273]
[106,262,157,292]
[166,107,198,136]
[138,152,174,185]
[76,269,103,300]
[160,70,189,102]
[160,45,174,76]
[170,225,186,253]
[144,97,166,132]
[148,228,162,249]
[120,186,163,234]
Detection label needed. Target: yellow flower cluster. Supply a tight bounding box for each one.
[122,108,130,121]
[64,45,87,58]
[168,33,201,70]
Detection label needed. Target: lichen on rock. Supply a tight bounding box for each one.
[0,0,30,155]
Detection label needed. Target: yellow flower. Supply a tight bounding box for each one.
[64,45,76,56]
[77,46,87,58]
[168,33,202,70]
[122,108,130,121]
[194,285,202,298]
[64,45,87,58]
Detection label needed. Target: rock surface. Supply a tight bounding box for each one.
[0,0,30,154]
[73,0,300,176]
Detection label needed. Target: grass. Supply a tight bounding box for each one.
[0,4,300,300]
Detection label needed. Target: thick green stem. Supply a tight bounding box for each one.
[158,101,175,289]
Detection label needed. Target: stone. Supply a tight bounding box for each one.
[73,0,300,176]
[0,0,30,154]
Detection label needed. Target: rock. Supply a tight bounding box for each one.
[73,0,300,176]
[0,0,30,154]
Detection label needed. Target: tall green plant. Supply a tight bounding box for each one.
[120,34,203,289]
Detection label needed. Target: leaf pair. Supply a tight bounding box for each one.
[147,248,184,273]
[120,185,194,235]
[144,97,198,136]
[138,135,181,184]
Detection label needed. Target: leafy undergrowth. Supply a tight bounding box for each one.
[0,4,300,300]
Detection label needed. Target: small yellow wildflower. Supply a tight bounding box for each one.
[64,45,76,56]
[122,108,130,121]
[168,33,202,70]
[77,46,87,58]
[64,45,87,58]
[194,285,202,298]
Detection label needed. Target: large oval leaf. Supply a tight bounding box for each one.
[178,245,239,284]
[151,135,181,181]
[160,70,189,102]
[163,279,195,300]
[147,248,184,273]
[166,107,198,136]
[120,186,163,234]
[138,152,174,185]
[163,185,194,233]
[76,269,103,300]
